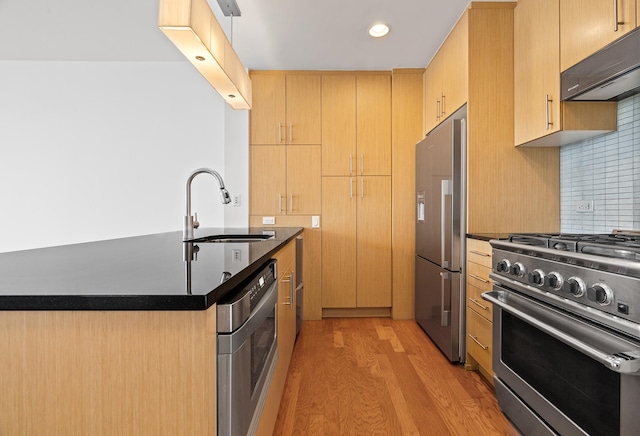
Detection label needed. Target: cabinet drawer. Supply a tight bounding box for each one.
[467,239,492,268]
[466,262,491,291]
[466,308,493,374]
[467,283,492,321]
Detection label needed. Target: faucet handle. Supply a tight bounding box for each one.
[193,212,200,229]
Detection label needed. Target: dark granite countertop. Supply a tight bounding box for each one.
[466,233,511,242]
[0,227,302,311]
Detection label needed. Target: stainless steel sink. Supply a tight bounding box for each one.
[185,234,274,243]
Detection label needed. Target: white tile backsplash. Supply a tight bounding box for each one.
[560,94,640,233]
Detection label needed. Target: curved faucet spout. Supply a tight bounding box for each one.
[184,168,231,240]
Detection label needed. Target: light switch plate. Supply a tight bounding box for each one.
[312,215,320,228]
[262,216,275,225]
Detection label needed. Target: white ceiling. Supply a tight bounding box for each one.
[0,0,512,70]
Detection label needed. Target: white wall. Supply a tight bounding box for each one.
[0,60,249,252]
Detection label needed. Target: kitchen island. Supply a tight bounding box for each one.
[0,227,302,435]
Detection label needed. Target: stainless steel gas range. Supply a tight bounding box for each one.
[483,233,640,436]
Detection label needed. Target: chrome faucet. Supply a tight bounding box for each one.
[183,168,231,240]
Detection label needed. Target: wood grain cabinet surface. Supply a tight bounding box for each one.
[423,12,468,135]
[514,0,617,147]
[560,0,637,72]
[255,240,297,436]
[465,238,494,383]
[249,73,321,145]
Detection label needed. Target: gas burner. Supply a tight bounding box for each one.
[508,233,640,260]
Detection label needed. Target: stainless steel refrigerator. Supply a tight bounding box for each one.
[415,104,466,362]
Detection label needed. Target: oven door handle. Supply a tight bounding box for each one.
[482,290,640,375]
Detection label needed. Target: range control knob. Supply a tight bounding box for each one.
[496,259,511,273]
[510,262,526,277]
[587,283,614,306]
[527,269,545,286]
[545,272,564,290]
[562,277,586,297]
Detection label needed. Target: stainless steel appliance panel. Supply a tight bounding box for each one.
[415,256,461,361]
[415,106,465,272]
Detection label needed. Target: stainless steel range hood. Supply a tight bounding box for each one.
[561,27,640,101]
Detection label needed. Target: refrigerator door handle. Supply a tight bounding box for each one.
[441,179,453,269]
[417,191,425,222]
[440,271,451,327]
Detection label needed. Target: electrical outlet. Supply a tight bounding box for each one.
[576,200,594,213]
[232,249,241,262]
[232,194,241,207]
[262,216,275,225]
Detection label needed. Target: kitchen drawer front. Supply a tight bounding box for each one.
[466,308,493,374]
[466,262,491,291]
[467,239,492,268]
[467,283,492,321]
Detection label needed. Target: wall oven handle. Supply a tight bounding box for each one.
[482,290,640,375]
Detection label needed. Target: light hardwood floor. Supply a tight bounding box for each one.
[273,318,519,435]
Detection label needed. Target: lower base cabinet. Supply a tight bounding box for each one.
[255,240,297,435]
[465,238,494,382]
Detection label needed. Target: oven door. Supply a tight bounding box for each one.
[217,279,278,436]
[483,286,640,436]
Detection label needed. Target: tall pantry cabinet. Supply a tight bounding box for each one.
[249,71,396,318]
[321,74,392,312]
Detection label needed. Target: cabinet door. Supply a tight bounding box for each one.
[423,53,442,135]
[276,241,296,366]
[356,75,391,176]
[286,75,322,145]
[322,75,356,176]
[514,0,561,145]
[561,0,637,71]
[287,145,321,215]
[356,176,392,307]
[441,11,468,120]
[321,177,357,308]
[250,74,286,145]
[249,146,286,215]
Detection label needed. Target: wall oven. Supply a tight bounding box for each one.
[483,235,640,436]
[217,260,278,436]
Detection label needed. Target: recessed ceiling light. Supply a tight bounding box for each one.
[368,23,390,38]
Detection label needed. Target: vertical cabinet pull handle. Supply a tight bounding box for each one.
[278,193,283,212]
[441,92,446,118]
[614,0,621,31]
[278,122,283,143]
[545,94,553,130]
[436,99,440,122]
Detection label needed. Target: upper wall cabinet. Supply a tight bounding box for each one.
[514,0,617,146]
[560,0,637,71]
[423,12,468,135]
[250,73,321,145]
[321,74,391,176]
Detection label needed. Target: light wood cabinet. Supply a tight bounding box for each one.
[423,12,468,135]
[249,145,321,216]
[514,0,617,147]
[256,240,297,436]
[465,238,493,382]
[560,0,637,72]
[0,309,218,435]
[250,73,321,145]
[321,74,391,176]
[321,176,391,309]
